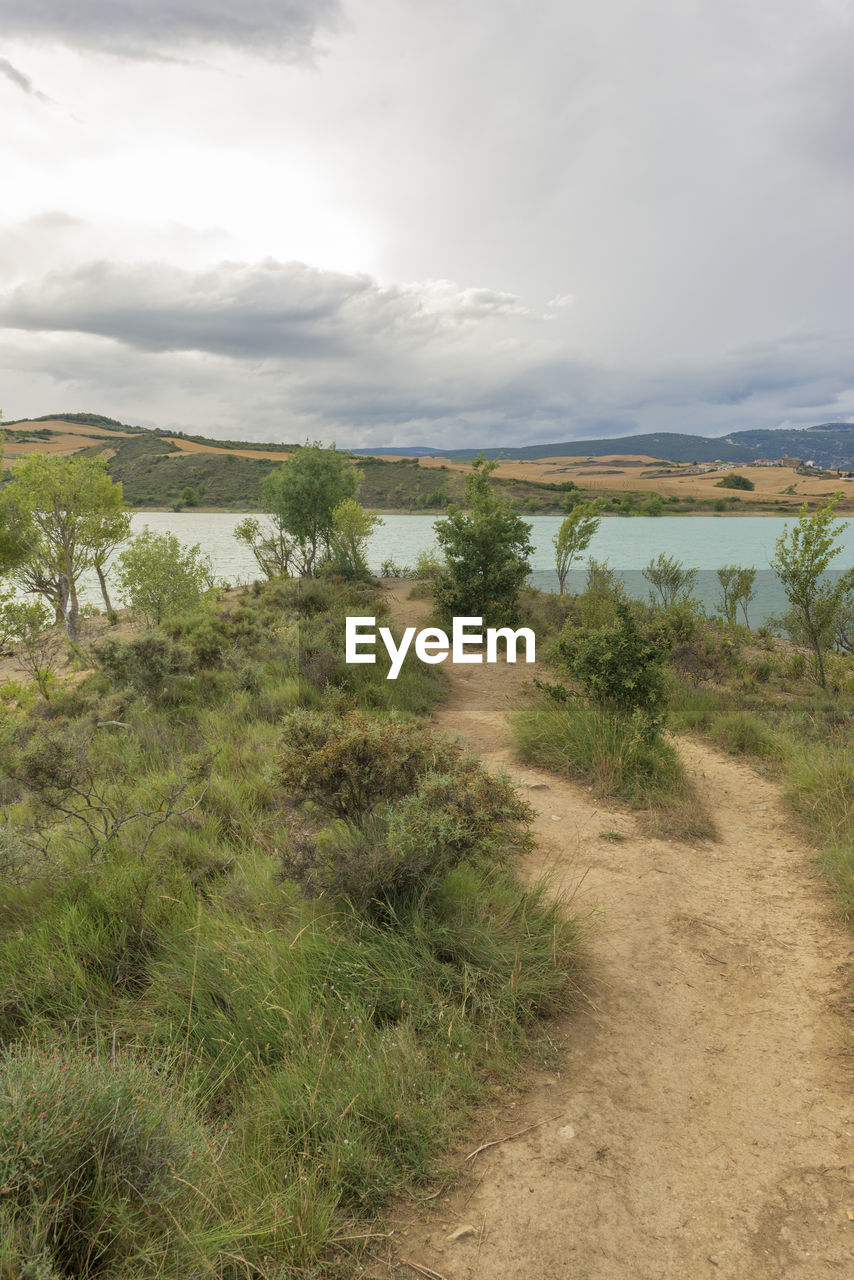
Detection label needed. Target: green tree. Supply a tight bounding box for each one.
[114,530,213,627]
[0,596,63,699]
[4,454,129,642]
[640,493,664,516]
[716,564,757,629]
[579,558,627,629]
[433,455,534,626]
[89,504,132,615]
[262,443,359,577]
[234,515,294,580]
[325,498,383,580]
[771,494,850,687]
[552,603,670,738]
[642,553,698,608]
[0,412,29,575]
[553,502,601,594]
[715,473,755,491]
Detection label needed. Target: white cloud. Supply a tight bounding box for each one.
[1,0,853,447]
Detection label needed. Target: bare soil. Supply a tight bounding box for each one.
[380,583,854,1280]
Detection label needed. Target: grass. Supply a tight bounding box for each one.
[0,577,583,1278]
[512,696,716,841]
[708,711,777,757]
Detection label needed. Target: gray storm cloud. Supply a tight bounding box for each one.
[0,56,47,98]
[0,0,337,56]
[0,259,529,359]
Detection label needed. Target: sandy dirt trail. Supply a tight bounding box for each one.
[381,584,854,1280]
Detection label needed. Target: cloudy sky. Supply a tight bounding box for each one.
[1,0,853,448]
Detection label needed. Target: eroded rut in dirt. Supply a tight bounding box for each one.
[382,585,854,1280]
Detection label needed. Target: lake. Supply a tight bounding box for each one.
[94,511,854,627]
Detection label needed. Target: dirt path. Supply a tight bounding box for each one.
[382,584,854,1280]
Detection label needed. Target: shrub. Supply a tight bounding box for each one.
[413,545,445,580]
[279,711,531,904]
[656,597,704,646]
[553,604,670,731]
[94,631,191,699]
[577,559,627,630]
[513,697,716,840]
[0,598,64,700]
[642,553,698,608]
[114,529,213,626]
[0,824,36,886]
[715,472,755,490]
[278,709,459,820]
[0,1045,212,1278]
[788,651,807,680]
[378,556,414,577]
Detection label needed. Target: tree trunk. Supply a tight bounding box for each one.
[59,573,78,645]
[95,563,113,614]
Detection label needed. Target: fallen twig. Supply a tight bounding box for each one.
[465,1113,564,1162]
[400,1260,448,1280]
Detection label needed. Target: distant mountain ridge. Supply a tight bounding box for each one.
[351,423,854,469]
[7,413,854,470]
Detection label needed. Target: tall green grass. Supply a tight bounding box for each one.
[513,696,716,841]
[783,741,854,915]
[0,859,580,1277]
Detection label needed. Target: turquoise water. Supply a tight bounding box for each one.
[82,511,854,626]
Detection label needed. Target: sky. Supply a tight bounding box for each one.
[0,0,853,449]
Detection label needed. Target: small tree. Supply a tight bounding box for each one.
[262,443,360,577]
[771,494,849,687]
[716,564,757,629]
[579,558,627,629]
[433,455,534,627]
[325,498,383,579]
[642,553,698,608]
[114,530,213,627]
[553,502,601,594]
[4,453,128,642]
[553,604,670,738]
[715,473,755,491]
[89,504,132,615]
[0,597,64,699]
[234,515,294,580]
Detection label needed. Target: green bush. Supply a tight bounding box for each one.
[577,559,627,630]
[0,1045,212,1278]
[433,455,533,627]
[279,711,532,904]
[714,473,755,491]
[553,604,670,732]
[278,709,459,820]
[94,631,191,699]
[114,529,213,626]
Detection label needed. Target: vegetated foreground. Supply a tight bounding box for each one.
[0,578,581,1279]
[383,585,854,1280]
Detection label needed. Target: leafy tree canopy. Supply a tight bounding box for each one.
[262,443,360,576]
[434,455,534,626]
